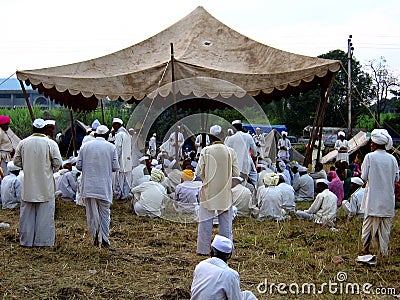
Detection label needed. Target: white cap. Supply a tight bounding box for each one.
[232,176,244,182]
[316,179,330,186]
[256,127,261,131]
[44,120,56,126]
[96,125,109,135]
[151,159,158,166]
[211,234,233,254]
[7,161,20,171]
[112,118,123,125]
[232,120,242,125]
[153,133,156,136]
[91,119,100,130]
[282,131,288,136]
[338,131,345,137]
[139,156,149,162]
[351,177,364,186]
[210,125,222,136]
[33,118,46,128]
[298,165,308,172]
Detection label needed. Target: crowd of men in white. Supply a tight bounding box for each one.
[0,115,398,299]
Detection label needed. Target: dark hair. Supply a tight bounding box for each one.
[211,247,232,262]
[32,126,45,134]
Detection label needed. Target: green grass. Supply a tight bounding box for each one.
[0,200,399,299]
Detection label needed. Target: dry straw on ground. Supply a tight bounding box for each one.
[0,200,399,299]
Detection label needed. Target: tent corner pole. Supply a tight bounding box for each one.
[100,99,105,124]
[19,80,35,121]
[69,109,78,157]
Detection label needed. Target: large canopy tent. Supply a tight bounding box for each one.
[16,6,341,164]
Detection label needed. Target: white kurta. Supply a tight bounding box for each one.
[131,133,144,168]
[312,140,325,162]
[257,186,285,221]
[148,136,157,156]
[304,189,337,224]
[361,149,398,217]
[225,131,257,175]
[277,138,291,160]
[1,173,21,209]
[114,127,132,172]
[292,174,314,201]
[342,187,364,217]
[335,139,349,162]
[191,257,256,300]
[14,133,62,247]
[277,182,296,211]
[132,181,167,217]
[76,137,120,203]
[195,134,211,156]
[131,164,148,188]
[58,171,78,200]
[114,127,133,199]
[231,184,252,216]
[253,133,266,158]
[196,142,239,210]
[14,133,62,202]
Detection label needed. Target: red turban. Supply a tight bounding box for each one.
[0,116,10,125]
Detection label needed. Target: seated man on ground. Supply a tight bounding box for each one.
[295,179,338,225]
[57,158,79,201]
[309,162,327,185]
[131,169,167,218]
[191,234,258,300]
[277,175,296,213]
[256,173,286,221]
[1,161,22,209]
[276,160,291,185]
[293,165,314,202]
[341,177,365,219]
[173,169,200,215]
[131,156,150,188]
[231,176,253,217]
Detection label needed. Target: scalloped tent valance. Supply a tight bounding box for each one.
[16,6,341,112]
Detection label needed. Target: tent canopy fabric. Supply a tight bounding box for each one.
[16,6,341,112]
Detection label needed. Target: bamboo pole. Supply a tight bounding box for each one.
[19,80,35,121]
[69,109,78,157]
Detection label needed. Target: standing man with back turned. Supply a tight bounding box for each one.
[77,125,120,249]
[14,118,62,247]
[196,125,239,255]
[360,129,398,257]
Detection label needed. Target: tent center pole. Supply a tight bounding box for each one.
[171,43,179,161]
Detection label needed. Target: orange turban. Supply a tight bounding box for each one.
[181,169,195,181]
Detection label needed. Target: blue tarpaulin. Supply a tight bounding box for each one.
[242,123,287,135]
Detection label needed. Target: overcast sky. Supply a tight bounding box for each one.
[1,0,399,79]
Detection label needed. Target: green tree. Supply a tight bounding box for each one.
[277,50,373,136]
[365,57,400,127]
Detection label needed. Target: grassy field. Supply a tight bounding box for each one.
[0,200,399,299]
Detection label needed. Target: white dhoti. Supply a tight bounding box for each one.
[196,205,233,255]
[19,199,55,247]
[84,198,111,245]
[113,171,132,200]
[362,216,393,256]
